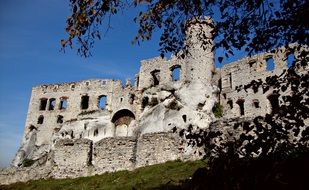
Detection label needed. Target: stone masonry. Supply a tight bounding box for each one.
[0,17,308,185]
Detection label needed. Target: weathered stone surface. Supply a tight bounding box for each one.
[2,18,308,185]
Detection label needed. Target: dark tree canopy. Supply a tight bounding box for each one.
[62,0,309,60]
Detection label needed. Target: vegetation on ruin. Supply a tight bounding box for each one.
[0,159,207,190]
[212,102,223,118]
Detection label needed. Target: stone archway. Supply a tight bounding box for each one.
[111,109,135,136]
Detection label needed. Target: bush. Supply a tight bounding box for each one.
[212,102,223,118]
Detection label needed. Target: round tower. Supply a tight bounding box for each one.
[184,17,215,83]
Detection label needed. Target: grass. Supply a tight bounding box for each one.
[0,159,207,190]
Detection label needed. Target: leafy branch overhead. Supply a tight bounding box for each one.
[61,0,309,59]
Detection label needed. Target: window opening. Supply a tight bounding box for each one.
[48,98,56,110]
[94,129,98,137]
[81,95,89,110]
[268,94,280,114]
[57,115,64,124]
[39,98,47,110]
[151,70,160,86]
[266,57,275,71]
[98,95,107,109]
[59,98,68,110]
[236,99,245,116]
[287,52,295,68]
[249,60,255,67]
[252,99,260,108]
[229,73,233,89]
[227,99,233,109]
[37,115,44,124]
[171,65,181,81]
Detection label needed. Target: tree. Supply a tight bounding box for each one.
[61,0,309,60]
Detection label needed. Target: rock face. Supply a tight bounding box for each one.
[1,17,308,185]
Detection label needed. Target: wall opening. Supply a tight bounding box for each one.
[227,99,233,109]
[267,94,280,114]
[236,99,245,116]
[249,60,255,67]
[37,115,44,124]
[252,99,260,108]
[39,98,48,110]
[129,94,135,104]
[266,57,275,71]
[48,98,56,110]
[112,109,135,127]
[171,65,181,81]
[57,115,64,124]
[98,95,107,109]
[287,52,295,68]
[94,129,98,137]
[59,98,68,110]
[150,69,160,86]
[229,73,233,89]
[81,95,89,110]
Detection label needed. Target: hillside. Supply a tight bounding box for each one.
[0,159,207,190]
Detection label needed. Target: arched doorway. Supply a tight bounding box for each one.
[111,109,135,136]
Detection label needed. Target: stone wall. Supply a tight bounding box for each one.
[1,132,201,185]
[52,138,93,178]
[219,44,309,119]
[93,137,136,173]
[135,133,185,167]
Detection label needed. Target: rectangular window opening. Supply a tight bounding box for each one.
[81,95,89,110]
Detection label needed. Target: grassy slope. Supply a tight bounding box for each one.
[0,159,207,190]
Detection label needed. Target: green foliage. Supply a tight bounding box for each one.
[0,159,207,190]
[212,102,223,118]
[22,159,35,167]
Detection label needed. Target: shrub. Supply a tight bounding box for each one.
[212,102,223,118]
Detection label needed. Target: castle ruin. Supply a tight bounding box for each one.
[0,17,308,184]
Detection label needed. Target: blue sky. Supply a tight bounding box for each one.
[0,0,245,168]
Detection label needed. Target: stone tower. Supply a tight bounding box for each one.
[184,17,215,83]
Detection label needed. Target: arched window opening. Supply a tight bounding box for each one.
[57,115,64,124]
[227,99,233,109]
[37,115,44,124]
[98,95,107,109]
[111,109,135,127]
[39,98,47,110]
[81,95,89,110]
[252,99,260,108]
[48,98,56,110]
[150,70,160,86]
[266,57,275,71]
[59,98,68,110]
[268,94,280,114]
[287,52,295,68]
[236,99,245,116]
[171,65,181,81]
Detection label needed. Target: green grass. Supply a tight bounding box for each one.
[0,159,207,190]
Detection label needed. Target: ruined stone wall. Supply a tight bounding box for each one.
[14,79,138,167]
[93,137,136,173]
[52,139,92,178]
[138,56,187,90]
[219,44,308,119]
[138,17,215,91]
